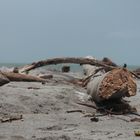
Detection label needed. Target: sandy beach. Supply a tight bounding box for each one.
[0,68,140,140]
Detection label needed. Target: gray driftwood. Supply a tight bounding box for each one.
[1,72,46,83]
[0,72,10,86]
[19,57,116,73]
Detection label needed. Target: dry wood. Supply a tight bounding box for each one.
[0,72,10,86]
[66,110,84,113]
[27,87,40,90]
[133,68,140,77]
[19,57,140,80]
[98,68,137,100]
[102,57,118,67]
[102,57,118,72]
[77,100,139,116]
[62,65,70,72]
[82,67,104,87]
[86,68,137,103]
[19,57,116,73]
[38,74,53,79]
[1,72,46,83]
[0,114,23,123]
[131,118,140,122]
[76,102,125,115]
[134,131,140,136]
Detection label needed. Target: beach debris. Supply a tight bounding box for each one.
[102,57,118,72]
[13,67,19,73]
[102,57,118,67]
[83,113,96,117]
[1,72,46,82]
[82,56,99,76]
[111,116,130,122]
[87,68,137,103]
[134,131,140,136]
[62,65,70,72]
[131,118,140,122]
[0,71,46,86]
[66,109,96,118]
[133,68,140,76]
[82,67,105,87]
[90,117,99,122]
[18,57,140,79]
[0,114,23,123]
[38,74,53,79]
[66,110,84,113]
[7,57,137,105]
[19,57,115,73]
[77,100,137,116]
[27,87,40,90]
[0,72,10,86]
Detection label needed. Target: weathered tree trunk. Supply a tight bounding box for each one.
[1,72,46,83]
[19,57,116,73]
[87,68,137,103]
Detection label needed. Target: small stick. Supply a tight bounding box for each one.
[66,110,84,113]
[130,112,140,117]
[76,102,98,110]
[76,102,126,115]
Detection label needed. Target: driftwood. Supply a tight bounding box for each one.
[77,100,138,116]
[19,57,115,73]
[16,57,138,104]
[102,57,118,72]
[1,72,46,83]
[0,114,23,123]
[87,68,137,102]
[66,110,84,113]
[19,57,140,79]
[82,68,104,87]
[0,72,10,86]
[102,57,117,67]
[82,56,99,76]
[38,74,53,79]
[62,65,70,72]
[133,68,140,76]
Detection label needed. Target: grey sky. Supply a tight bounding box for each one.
[0,0,140,65]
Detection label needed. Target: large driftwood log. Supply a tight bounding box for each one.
[87,68,137,103]
[1,72,46,82]
[19,57,116,73]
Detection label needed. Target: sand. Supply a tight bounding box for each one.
[0,69,140,140]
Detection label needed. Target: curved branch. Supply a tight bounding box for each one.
[19,57,116,73]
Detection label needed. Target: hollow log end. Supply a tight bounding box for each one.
[99,68,137,100]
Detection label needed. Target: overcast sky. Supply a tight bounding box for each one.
[0,0,140,65]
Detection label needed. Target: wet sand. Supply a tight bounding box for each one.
[0,69,140,140]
